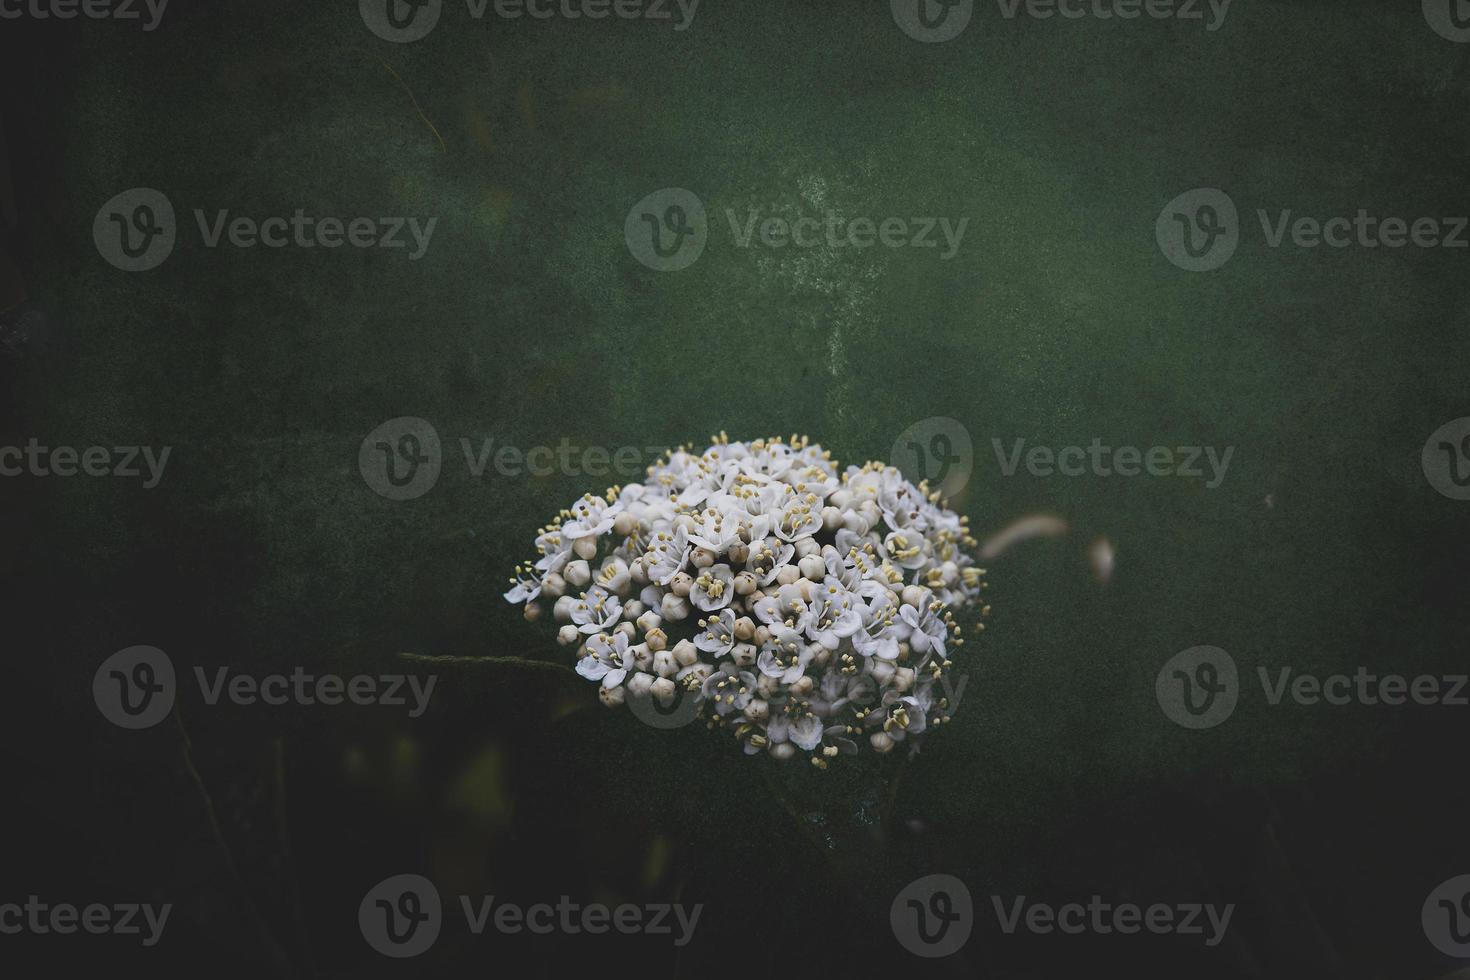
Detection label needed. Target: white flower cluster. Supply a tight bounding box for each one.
[504,434,989,767]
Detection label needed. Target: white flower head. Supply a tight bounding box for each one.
[506,434,987,765]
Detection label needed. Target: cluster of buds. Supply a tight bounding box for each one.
[505,435,989,766]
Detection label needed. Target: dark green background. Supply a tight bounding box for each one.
[4,0,1470,975]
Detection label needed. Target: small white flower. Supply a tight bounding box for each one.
[694,608,737,657]
[689,563,735,612]
[562,494,616,540]
[571,586,623,635]
[576,632,630,688]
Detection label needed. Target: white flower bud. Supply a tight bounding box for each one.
[690,546,717,568]
[941,560,959,586]
[743,698,769,723]
[799,554,826,581]
[811,647,832,668]
[769,742,797,760]
[733,571,758,596]
[869,659,896,686]
[793,537,819,559]
[757,673,781,698]
[616,621,636,641]
[869,731,895,754]
[626,672,654,697]
[731,642,758,667]
[557,625,580,646]
[554,595,576,622]
[893,666,916,692]
[672,638,699,667]
[727,541,750,564]
[843,510,869,533]
[645,627,668,652]
[523,603,542,622]
[828,489,852,510]
[661,593,691,622]
[733,616,755,641]
[636,610,662,635]
[630,642,653,671]
[859,500,881,527]
[623,599,646,620]
[753,625,771,646]
[564,560,591,588]
[542,572,566,599]
[630,558,650,585]
[653,650,677,678]
[613,511,638,536]
[789,675,814,697]
[651,677,677,705]
[821,506,844,532]
[901,584,926,608]
[599,685,626,708]
[573,536,598,561]
[774,564,800,586]
[669,571,694,598]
